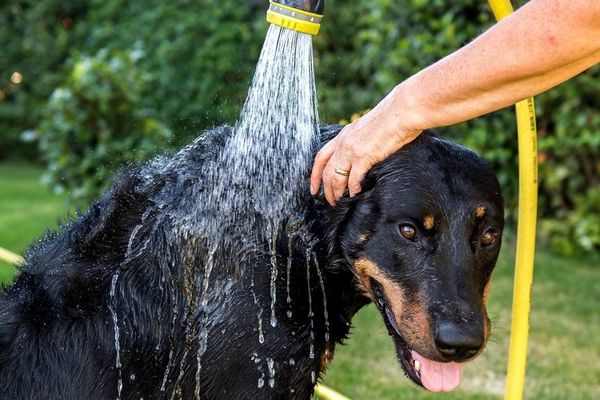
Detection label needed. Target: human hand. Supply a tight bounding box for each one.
[310,89,423,205]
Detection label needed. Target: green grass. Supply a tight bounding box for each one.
[0,163,70,282]
[1,162,599,399]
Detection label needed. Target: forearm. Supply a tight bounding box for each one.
[394,0,600,131]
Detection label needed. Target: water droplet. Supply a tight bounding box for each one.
[109,272,123,399]
[268,221,278,328]
[195,244,221,399]
[314,253,330,343]
[258,313,265,344]
[267,357,276,388]
[286,231,294,312]
[306,250,315,359]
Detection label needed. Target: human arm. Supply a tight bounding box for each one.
[310,0,600,205]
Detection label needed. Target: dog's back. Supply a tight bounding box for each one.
[0,126,337,400]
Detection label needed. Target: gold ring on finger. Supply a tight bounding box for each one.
[334,167,350,177]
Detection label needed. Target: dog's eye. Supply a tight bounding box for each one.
[399,224,417,240]
[480,229,498,247]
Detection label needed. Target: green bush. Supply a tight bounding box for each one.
[77,0,266,145]
[1,0,265,158]
[26,50,172,204]
[536,68,600,254]
[0,1,89,160]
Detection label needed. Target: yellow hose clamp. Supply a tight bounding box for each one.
[266,1,323,36]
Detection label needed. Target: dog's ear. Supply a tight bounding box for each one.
[327,184,381,265]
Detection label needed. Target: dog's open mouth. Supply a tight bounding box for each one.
[370,280,462,393]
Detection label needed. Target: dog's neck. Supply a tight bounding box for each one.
[301,195,371,344]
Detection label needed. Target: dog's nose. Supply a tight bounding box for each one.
[434,322,484,361]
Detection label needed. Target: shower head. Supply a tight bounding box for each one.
[266,1,325,36]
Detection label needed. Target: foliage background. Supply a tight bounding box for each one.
[1,0,598,254]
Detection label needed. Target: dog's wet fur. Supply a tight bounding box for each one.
[0,126,503,399]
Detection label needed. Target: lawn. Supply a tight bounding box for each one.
[1,162,599,399]
[0,163,70,282]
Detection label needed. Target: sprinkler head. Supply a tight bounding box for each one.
[266,1,325,36]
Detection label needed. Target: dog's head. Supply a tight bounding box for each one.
[328,131,504,392]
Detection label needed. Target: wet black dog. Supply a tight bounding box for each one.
[0,126,503,399]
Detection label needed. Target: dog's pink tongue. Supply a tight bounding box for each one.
[411,351,462,392]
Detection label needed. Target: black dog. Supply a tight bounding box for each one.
[0,126,503,399]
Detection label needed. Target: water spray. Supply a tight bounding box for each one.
[266,1,325,36]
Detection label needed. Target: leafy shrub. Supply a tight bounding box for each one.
[77,0,266,145]
[535,67,600,254]
[0,1,89,160]
[1,0,264,158]
[26,50,172,204]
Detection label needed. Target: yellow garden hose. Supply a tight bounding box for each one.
[0,247,23,266]
[315,384,351,400]
[487,1,539,400]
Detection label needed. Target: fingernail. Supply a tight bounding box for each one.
[310,184,315,195]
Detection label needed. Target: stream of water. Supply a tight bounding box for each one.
[191,24,320,397]
[201,23,319,241]
[110,22,321,399]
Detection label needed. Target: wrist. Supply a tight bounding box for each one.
[388,82,429,139]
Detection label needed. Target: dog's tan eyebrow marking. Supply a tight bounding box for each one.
[423,215,435,230]
[476,205,487,218]
[356,233,369,244]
